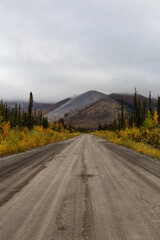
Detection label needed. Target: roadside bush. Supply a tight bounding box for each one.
[0,124,79,157]
[93,126,160,160]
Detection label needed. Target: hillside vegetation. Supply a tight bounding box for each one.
[93,90,160,160]
[0,93,79,157]
[0,121,79,157]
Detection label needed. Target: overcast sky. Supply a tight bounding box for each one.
[0,0,160,102]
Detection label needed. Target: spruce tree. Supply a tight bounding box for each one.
[121,98,124,129]
[14,103,18,127]
[38,109,43,126]
[22,111,28,127]
[134,88,138,126]
[129,114,134,128]
[43,116,49,128]
[137,98,141,126]
[10,108,15,127]
[34,107,37,125]
[118,112,121,130]
[28,92,34,129]
[5,103,8,121]
[98,123,102,131]
[157,95,160,123]
[148,91,153,116]
[18,104,21,128]
[111,119,117,131]
[0,99,5,118]
[142,100,147,123]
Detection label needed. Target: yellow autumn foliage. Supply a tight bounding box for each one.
[153,111,159,125]
[93,122,160,161]
[2,121,10,139]
[0,124,80,157]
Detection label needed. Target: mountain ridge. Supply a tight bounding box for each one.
[46,90,107,122]
[45,90,158,129]
[4,90,157,129]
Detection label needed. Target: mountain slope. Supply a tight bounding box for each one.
[65,96,131,129]
[46,90,107,121]
[109,93,157,109]
[42,98,71,115]
[45,91,158,129]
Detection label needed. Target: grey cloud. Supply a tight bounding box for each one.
[0,0,160,101]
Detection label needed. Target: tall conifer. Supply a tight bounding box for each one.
[157,95,160,123]
[118,112,121,130]
[121,98,124,128]
[28,92,34,129]
[149,91,153,116]
[137,98,141,126]
[134,88,138,126]
[18,104,21,128]
[142,100,147,123]
[5,103,8,121]
[14,103,18,126]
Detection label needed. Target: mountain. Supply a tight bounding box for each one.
[42,98,71,115]
[46,90,107,122]
[65,96,131,129]
[109,93,157,110]
[42,91,158,129]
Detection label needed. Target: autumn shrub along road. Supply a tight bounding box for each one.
[0,92,79,157]
[0,121,79,157]
[94,90,160,160]
[93,111,160,160]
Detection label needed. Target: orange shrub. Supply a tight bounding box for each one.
[2,121,10,139]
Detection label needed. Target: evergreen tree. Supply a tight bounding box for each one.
[0,99,2,115]
[137,98,141,126]
[34,107,37,125]
[113,119,118,131]
[148,91,153,116]
[22,111,28,127]
[18,104,21,128]
[5,103,9,121]
[14,103,18,127]
[98,123,102,131]
[129,113,134,127]
[38,109,43,126]
[121,98,124,129]
[42,116,49,128]
[157,95,160,123]
[28,92,34,129]
[9,108,15,127]
[118,112,121,130]
[142,99,147,123]
[0,99,5,118]
[134,88,139,126]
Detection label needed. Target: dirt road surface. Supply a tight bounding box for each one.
[0,134,160,240]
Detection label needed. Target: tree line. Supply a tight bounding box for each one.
[99,89,160,131]
[0,92,49,129]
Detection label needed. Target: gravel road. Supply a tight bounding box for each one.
[0,134,160,240]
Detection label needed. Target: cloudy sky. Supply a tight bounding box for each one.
[0,0,160,102]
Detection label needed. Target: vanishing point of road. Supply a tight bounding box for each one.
[0,134,160,240]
